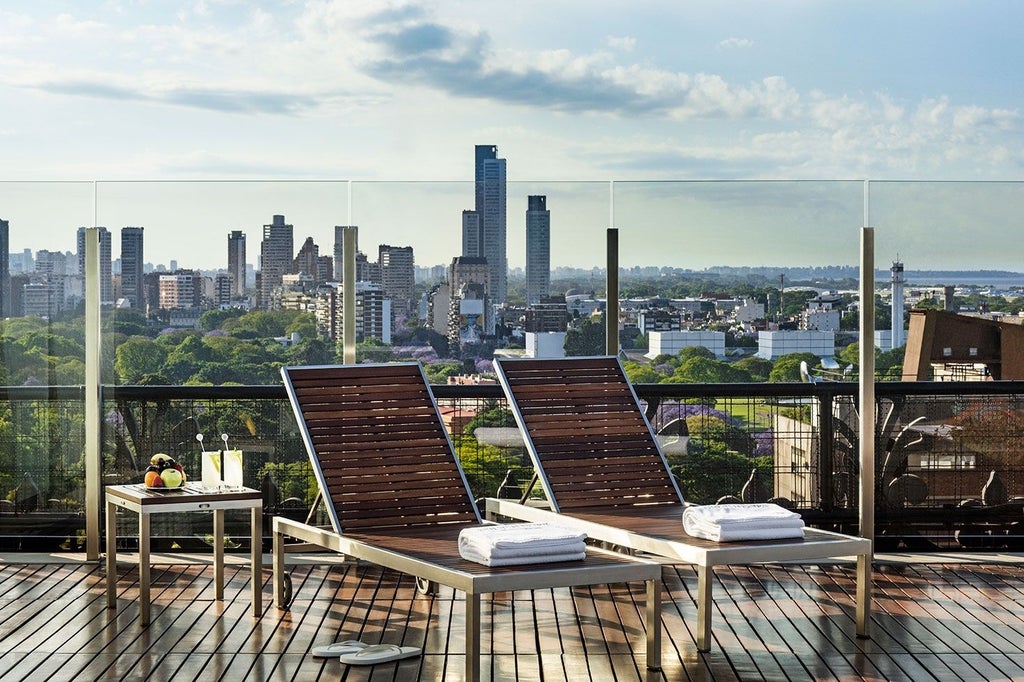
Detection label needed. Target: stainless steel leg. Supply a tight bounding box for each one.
[465,592,481,682]
[139,512,150,625]
[105,499,117,608]
[696,564,712,652]
[856,552,872,639]
[251,505,262,616]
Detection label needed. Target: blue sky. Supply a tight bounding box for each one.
[1,1,1022,270]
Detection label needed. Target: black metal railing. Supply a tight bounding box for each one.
[2,380,1022,552]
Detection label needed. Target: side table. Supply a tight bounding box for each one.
[105,484,263,625]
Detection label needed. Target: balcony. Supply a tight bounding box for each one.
[3,178,1024,678]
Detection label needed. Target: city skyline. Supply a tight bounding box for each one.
[2,3,1023,270]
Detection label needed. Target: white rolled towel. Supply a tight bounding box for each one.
[682,503,805,542]
[458,523,587,566]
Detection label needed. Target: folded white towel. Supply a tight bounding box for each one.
[682,503,805,542]
[459,547,587,567]
[480,541,588,561]
[458,523,587,566]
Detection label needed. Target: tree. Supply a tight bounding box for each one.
[114,337,169,384]
[356,338,392,363]
[877,347,905,381]
[667,356,753,383]
[424,361,465,384]
[677,346,716,362]
[564,314,606,356]
[734,356,773,382]
[284,313,317,340]
[768,353,820,382]
[462,406,515,435]
[838,342,904,380]
[285,338,334,366]
[106,310,150,338]
[623,360,663,384]
[225,310,302,339]
[199,308,245,331]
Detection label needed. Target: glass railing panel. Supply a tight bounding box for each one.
[612,180,864,273]
[0,181,93,550]
[92,180,350,550]
[868,180,1024,275]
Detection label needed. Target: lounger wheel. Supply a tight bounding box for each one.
[281,573,293,607]
[415,577,437,595]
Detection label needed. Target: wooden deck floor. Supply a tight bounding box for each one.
[0,554,1023,681]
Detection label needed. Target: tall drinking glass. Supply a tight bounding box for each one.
[201,451,222,491]
[223,450,244,490]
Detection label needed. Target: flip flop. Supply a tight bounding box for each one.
[338,643,421,665]
[311,640,368,658]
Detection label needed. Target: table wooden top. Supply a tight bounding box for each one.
[105,483,262,507]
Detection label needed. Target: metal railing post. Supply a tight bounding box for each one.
[818,389,835,513]
[85,227,101,561]
[606,227,619,355]
[859,226,876,549]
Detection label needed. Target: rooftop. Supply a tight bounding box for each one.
[5,552,1023,681]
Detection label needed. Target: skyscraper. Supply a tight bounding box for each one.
[333,225,358,282]
[294,237,319,279]
[525,195,551,306]
[77,226,113,304]
[259,215,293,309]
[228,230,246,298]
[120,226,144,309]
[379,244,415,314]
[474,144,507,306]
[461,210,481,258]
[0,219,8,318]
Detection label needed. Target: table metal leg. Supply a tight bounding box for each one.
[139,513,150,625]
[696,564,712,652]
[105,500,117,608]
[213,509,224,600]
[465,593,481,682]
[856,552,872,639]
[251,505,262,616]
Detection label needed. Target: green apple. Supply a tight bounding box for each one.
[160,468,184,488]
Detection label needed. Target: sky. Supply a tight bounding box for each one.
[1,1,1023,272]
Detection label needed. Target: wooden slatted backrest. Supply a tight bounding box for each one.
[281,363,481,531]
[495,356,683,511]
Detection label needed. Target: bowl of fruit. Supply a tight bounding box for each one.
[144,453,187,490]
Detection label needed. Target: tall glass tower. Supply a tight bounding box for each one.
[474,145,507,306]
[259,215,293,309]
[228,230,246,298]
[525,195,550,306]
[77,226,113,304]
[0,219,8,318]
[120,226,144,309]
[333,225,358,283]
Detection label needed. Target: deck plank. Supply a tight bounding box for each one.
[0,557,1022,680]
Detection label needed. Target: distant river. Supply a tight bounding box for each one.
[904,275,1024,288]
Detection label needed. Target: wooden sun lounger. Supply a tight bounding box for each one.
[274,362,663,681]
[487,356,872,652]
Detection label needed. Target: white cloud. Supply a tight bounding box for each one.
[0,0,1021,185]
[719,37,754,49]
[606,35,636,52]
